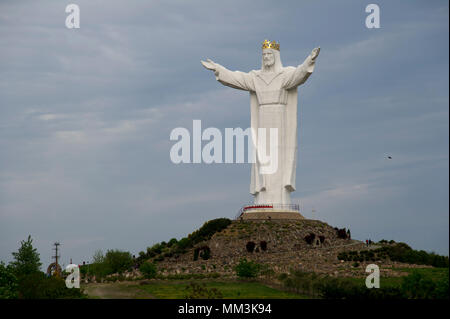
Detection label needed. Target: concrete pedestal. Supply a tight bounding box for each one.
[240,209,304,220]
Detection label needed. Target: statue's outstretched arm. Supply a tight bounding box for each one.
[283,47,320,89]
[201,59,255,91]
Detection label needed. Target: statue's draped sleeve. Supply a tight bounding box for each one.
[215,65,256,92]
[282,55,316,89]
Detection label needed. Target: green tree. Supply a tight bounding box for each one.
[0,262,18,299]
[140,261,157,279]
[104,249,133,274]
[92,249,105,264]
[234,258,261,278]
[10,235,42,276]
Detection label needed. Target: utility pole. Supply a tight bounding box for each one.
[52,242,60,274]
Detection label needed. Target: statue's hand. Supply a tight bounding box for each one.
[310,47,320,60]
[201,59,220,76]
[201,59,217,71]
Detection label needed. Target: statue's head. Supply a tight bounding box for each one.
[262,50,275,68]
[261,40,282,72]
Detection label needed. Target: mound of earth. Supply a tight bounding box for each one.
[154,219,425,278]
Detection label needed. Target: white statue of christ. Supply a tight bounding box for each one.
[202,40,320,206]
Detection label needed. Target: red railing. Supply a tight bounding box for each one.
[235,203,300,219]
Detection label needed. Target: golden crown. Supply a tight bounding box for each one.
[262,39,280,51]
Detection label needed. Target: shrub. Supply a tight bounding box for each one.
[234,258,261,278]
[168,238,178,247]
[337,252,348,261]
[188,218,232,246]
[246,241,256,253]
[17,272,87,299]
[86,261,112,278]
[104,250,134,274]
[140,262,157,279]
[374,243,449,267]
[400,271,449,299]
[177,238,191,251]
[280,271,323,297]
[184,282,223,299]
[0,262,18,299]
[280,267,447,299]
[278,273,288,281]
[336,228,348,239]
[163,251,174,258]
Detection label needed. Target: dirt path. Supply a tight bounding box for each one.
[83,281,155,299]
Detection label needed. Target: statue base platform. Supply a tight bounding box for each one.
[239,209,304,220]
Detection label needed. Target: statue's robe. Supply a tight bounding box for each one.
[214,55,316,205]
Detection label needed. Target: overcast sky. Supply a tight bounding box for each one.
[0,0,448,268]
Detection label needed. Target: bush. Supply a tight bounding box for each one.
[400,271,449,299]
[188,218,232,246]
[17,272,87,299]
[0,262,18,299]
[184,282,223,299]
[140,262,157,279]
[86,261,112,279]
[375,243,449,267]
[337,252,348,261]
[280,271,325,297]
[136,218,231,266]
[234,258,261,278]
[177,238,191,251]
[336,243,449,267]
[319,278,404,299]
[168,238,178,247]
[280,269,448,299]
[336,228,348,239]
[104,250,134,274]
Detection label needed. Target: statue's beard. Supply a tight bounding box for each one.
[263,60,275,71]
